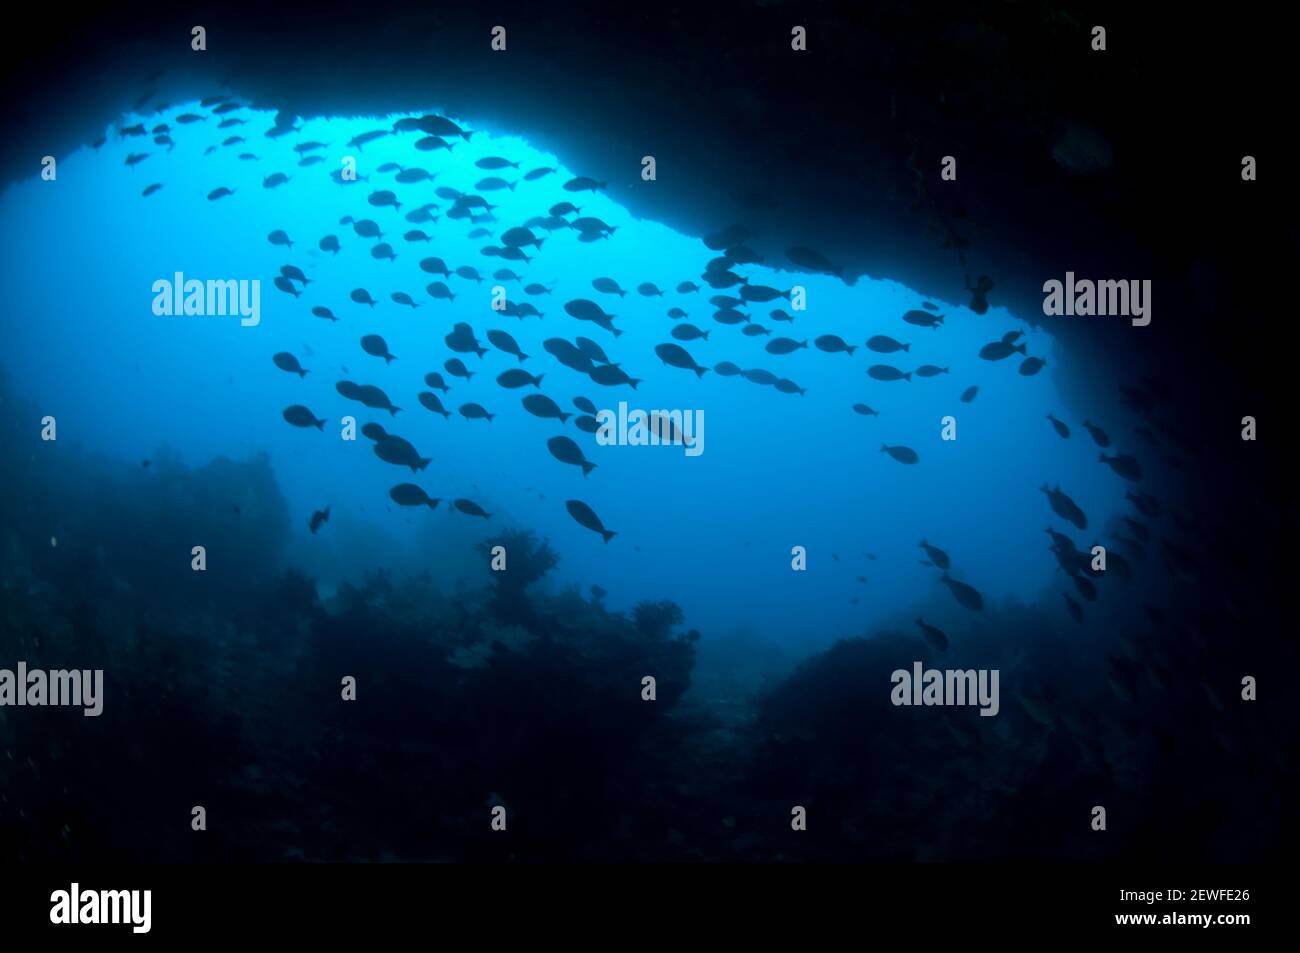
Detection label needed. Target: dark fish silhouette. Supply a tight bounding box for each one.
[566,500,616,542]
[940,572,984,611]
[308,506,330,534]
[282,405,325,430]
[389,484,439,509]
[548,436,597,476]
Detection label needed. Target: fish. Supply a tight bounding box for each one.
[420,257,452,277]
[785,246,840,276]
[487,329,528,362]
[915,618,948,652]
[590,364,639,390]
[282,405,325,430]
[739,284,787,303]
[774,378,806,395]
[548,436,597,476]
[574,415,600,434]
[564,299,622,337]
[206,187,235,200]
[389,484,440,509]
[263,172,290,189]
[1019,356,1046,376]
[361,334,396,364]
[867,335,910,354]
[563,177,606,192]
[868,365,911,382]
[350,289,377,308]
[919,540,951,570]
[960,385,979,403]
[1083,420,1111,448]
[979,339,1026,361]
[522,394,572,422]
[496,369,545,389]
[390,292,419,309]
[424,372,451,393]
[573,396,598,415]
[566,500,616,541]
[914,365,949,377]
[311,306,338,323]
[445,323,487,357]
[319,235,341,254]
[742,324,771,337]
[524,166,555,180]
[368,189,402,210]
[141,183,163,197]
[347,130,389,151]
[671,324,710,342]
[654,343,708,378]
[574,338,615,365]
[940,572,984,611]
[1100,452,1143,481]
[273,276,300,298]
[713,361,742,377]
[1047,413,1071,439]
[902,309,943,328]
[418,392,451,419]
[1041,484,1088,530]
[371,243,398,262]
[476,176,515,192]
[677,281,700,294]
[354,219,384,239]
[852,403,879,417]
[637,282,665,297]
[592,277,627,298]
[766,337,807,355]
[267,229,294,248]
[272,352,308,377]
[459,403,496,423]
[426,282,457,302]
[453,499,491,519]
[373,434,431,471]
[309,507,330,534]
[814,334,856,356]
[881,443,919,464]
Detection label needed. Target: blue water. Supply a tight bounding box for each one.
[0,103,1126,650]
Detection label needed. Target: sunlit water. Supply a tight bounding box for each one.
[0,103,1127,649]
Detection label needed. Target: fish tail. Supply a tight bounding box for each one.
[298,370,308,378]
[847,346,857,355]
[601,530,616,543]
[390,406,402,416]
[880,444,889,453]
[534,373,545,387]
[581,462,596,476]
[694,366,708,378]
[518,353,529,363]
[313,420,324,431]
[559,412,572,423]
[426,500,439,510]
[385,355,395,364]
[702,332,710,340]
[903,372,912,381]
[612,329,623,338]
[1016,343,1027,354]
[629,379,641,389]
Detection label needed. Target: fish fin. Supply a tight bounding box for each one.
[601,530,616,543]
[581,462,596,476]
[694,366,708,379]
